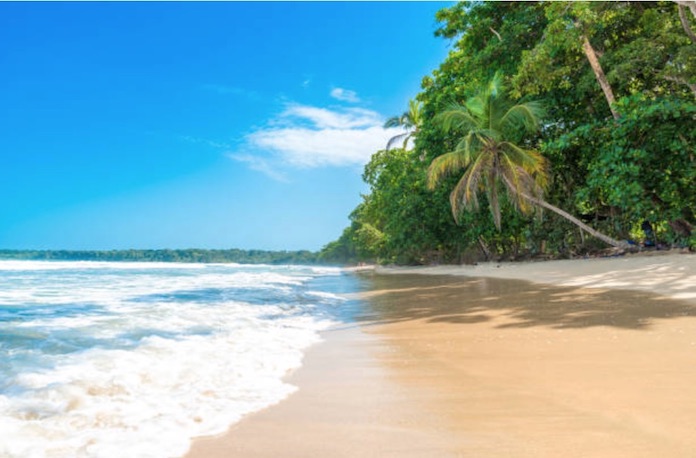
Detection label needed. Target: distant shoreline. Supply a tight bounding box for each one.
[0,248,320,265]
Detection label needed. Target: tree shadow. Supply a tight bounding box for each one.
[353,273,696,330]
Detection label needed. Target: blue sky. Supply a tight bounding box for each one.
[0,1,453,251]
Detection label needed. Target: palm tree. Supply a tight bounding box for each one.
[384,99,423,151]
[427,74,630,249]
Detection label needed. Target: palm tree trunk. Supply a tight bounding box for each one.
[521,192,631,249]
[581,35,620,120]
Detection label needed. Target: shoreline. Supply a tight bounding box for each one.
[371,250,695,301]
[185,324,459,458]
[186,252,696,457]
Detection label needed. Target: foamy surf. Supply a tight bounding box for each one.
[0,261,350,458]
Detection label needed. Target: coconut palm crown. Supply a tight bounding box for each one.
[384,99,423,151]
[427,74,547,229]
[427,74,629,249]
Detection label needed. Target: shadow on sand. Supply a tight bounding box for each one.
[353,273,696,330]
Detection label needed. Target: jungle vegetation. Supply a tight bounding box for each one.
[319,1,696,265]
[0,249,319,265]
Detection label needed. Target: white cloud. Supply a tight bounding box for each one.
[238,103,401,170]
[247,125,394,168]
[330,87,360,103]
[282,104,380,129]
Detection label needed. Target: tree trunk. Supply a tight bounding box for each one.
[477,236,492,261]
[664,75,696,98]
[521,192,631,249]
[581,35,621,120]
[678,4,696,44]
[674,0,696,19]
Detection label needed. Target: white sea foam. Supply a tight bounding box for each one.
[0,261,349,458]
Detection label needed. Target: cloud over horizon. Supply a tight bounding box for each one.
[233,101,401,175]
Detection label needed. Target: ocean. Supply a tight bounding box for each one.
[0,260,358,458]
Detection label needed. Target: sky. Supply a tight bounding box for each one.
[0,1,454,251]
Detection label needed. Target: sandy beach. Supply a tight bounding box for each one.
[186,252,696,457]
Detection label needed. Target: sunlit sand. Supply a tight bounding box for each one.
[187,252,696,457]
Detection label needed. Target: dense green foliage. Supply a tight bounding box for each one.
[321,1,696,265]
[0,249,320,265]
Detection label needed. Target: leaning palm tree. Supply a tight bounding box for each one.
[384,99,423,150]
[427,74,629,249]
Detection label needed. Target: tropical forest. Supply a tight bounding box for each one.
[319,1,696,265]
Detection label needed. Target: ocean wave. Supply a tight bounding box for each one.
[0,262,349,457]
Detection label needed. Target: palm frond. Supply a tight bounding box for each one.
[500,142,549,190]
[385,99,423,130]
[499,101,545,133]
[447,147,494,223]
[499,157,530,213]
[465,95,487,121]
[484,172,502,230]
[450,164,481,223]
[500,142,547,173]
[499,156,545,216]
[385,132,411,151]
[383,115,403,129]
[488,72,505,96]
[475,128,503,143]
[384,99,423,150]
[427,151,467,190]
[408,99,423,127]
[453,130,491,166]
[435,103,479,133]
[517,168,543,215]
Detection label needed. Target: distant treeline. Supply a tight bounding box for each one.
[0,249,323,265]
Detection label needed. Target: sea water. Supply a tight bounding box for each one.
[0,260,356,458]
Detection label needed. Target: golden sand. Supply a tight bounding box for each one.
[187,253,696,457]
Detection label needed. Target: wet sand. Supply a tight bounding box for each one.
[185,325,458,458]
[187,253,696,457]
